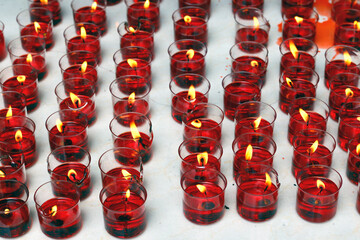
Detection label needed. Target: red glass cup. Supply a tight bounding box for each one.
[234,101,276,138]
[107,0,121,5]
[183,103,224,142]
[0,180,30,238]
[47,146,91,200]
[0,91,27,118]
[28,0,62,25]
[329,74,360,121]
[324,45,360,88]
[16,8,54,50]
[234,7,270,46]
[332,0,360,21]
[110,112,153,164]
[296,165,342,223]
[334,9,360,49]
[236,164,280,222]
[179,0,211,16]
[282,8,319,41]
[170,74,210,123]
[222,74,261,120]
[113,47,152,86]
[110,76,151,118]
[281,0,314,16]
[55,78,97,126]
[0,154,26,186]
[288,97,329,144]
[279,66,319,113]
[100,179,147,238]
[58,51,98,92]
[168,39,207,79]
[71,0,107,35]
[181,168,227,224]
[0,116,37,168]
[172,7,209,46]
[292,129,336,178]
[118,20,155,60]
[64,23,102,64]
[125,0,160,32]
[279,37,318,75]
[34,181,82,238]
[232,132,276,179]
[179,137,222,176]
[338,101,360,151]
[7,36,47,81]
[45,110,89,152]
[230,41,268,86]
[0,21,6,61]
[99,147,143,187]
[232,0,264,14]
[347,136,360,184]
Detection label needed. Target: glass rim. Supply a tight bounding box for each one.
[169,73,211,95]
[338,100,360,121]
[109,112,153,139]
[229,41,269,61]
[282,8,319,21]
[289,97,329,120]
[16,7,53,27]
[109,76,151,99]
[234,7,270,28]
[0,90,27,107]
[117,20,155,36]
[45,109,88,134]
[63,22,101,43]
[0,179,29,213]
[178,136,223,161]
[0,115,36,132]
[124,0,160,8]
[172,6,209,24]
[55,78,95,100]
[47,145,91,172]
[113,47,152,65]
[58,50,98,69]
[184,103,224,127]
[71,0,107,9]
[0,154,26,176]
[232,132,277,154]
[168,39,207,59]
[325,44,360,64]
[280,65,320,87]
[279,37,318,56]
[234,101,277,126]
[222,76,261,96]
[7,36,46,55]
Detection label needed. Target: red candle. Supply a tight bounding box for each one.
[168,39,207,79]
[0,155,26,186]
[338,101,360,151]
[234,8,270,46]
[34,181,82,238]
[13,53,47,81]
[296,165,342,223]
[118,20,155,59]
[183,103,224,142]
[28,0,62,25]
[0,91,27,118]
[172,7,209,45]
[279,66,319,113]
[236,165,279,222]
[334,9,360,48]
[347,137,360,184]
[329,84,360,121]
[181,169,227,224]
[179,0,211,16]
[282,9,318,41]
[332,0,360,20]
[99,147,143,187]
[292,129,336,177]
[234,101,276,138]
[222,74,261,120]
[232,0,264,14]
[126,0,160,32]
[64,23,102,64]
[324,45,360,88]
[280,38,318,75]
[71,0,107,35]
[0,180,30,238]
[100,180,147,238]
[0,21,6,61]
[281,0,314,16]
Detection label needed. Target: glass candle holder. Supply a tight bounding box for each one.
[170,74,210,123]
[332,0,360,21]
[338,101,360,151]
[99,147,143,187]
[236,164,280,222]
[118,20,155,60]
[0,154,26,186]
[334,9,360,49]
[47,146,91,200]
[100,179,147,238]
[110,76,151,118]
[55,78,97,126]
[347,136,360,184]
[45,110,89,152]
[222,74,261,120]
[109,112,153,164]
[0,116,37,168]
[181,168,227,224]
[107,0,121,5]
[0,21,6,61]
[234,101,276,138]
[172,7,209,46]
[279,66,319,114]
[63,23,102,64]
[296,165,342,223]
[281,0,314,16]
[0,91,27,118]
[0,180,30,238]
[234,7,270,46]
[7,36,47,81]
[292,129,336,177]
[324,45,360,88]
[232,0,264,14]
[28,0,62,25]
[183,103,224,142]
[113,47,152,86]
[34,181,82,238]
[168,39,207,79]
[279,37,318,75]
[179,0,211,16]
[179,136,222,176]
[288,97,329,144]
[125,0,160,32]
[16,8,54,50]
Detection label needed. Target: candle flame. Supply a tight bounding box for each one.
[186,49,195,60]
[289,40,299,59]
[187,85,196,101]
[253,116,262,130]
[294,16,303,24]
[125,189,131,199]
[197,152,208,166]
[317,179,325,190]
[122,169,132,180]
[245,144,253,161]
[190,119,202,128]
[129,26,136,33]
[196,184,206,193]
[253,17,259,30]
[0,170,5,178]
[49,205,57,217]
[144,0,150,9]
[15,130,22,142]
[251,60,259,67]
[357,116,360,121]
[286,77,293,88]
[345,88,354,98]
[354,21,360,31]
[56,119,63,133]
[26,54,32,64]
[356,143,360,155]
[4,208,10,215]
[344,51,352,66]
[91,2,97,12]
[81,61,88,73]
[67,169,78,181]
[130,121,141,140]
[6,106,12,118]
[34,22,41,34]
[70,92,81,108]
[299,108,309,123]
[17,75,26,84]
[128,92,136,106]
[307,140,319,154]
[265,172,272,189]
[81,27,87,40]
[184,15,192,24]
[127,59,138,68]
[40,0,48,4]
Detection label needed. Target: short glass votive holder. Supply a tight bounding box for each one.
[0,91,27,118]
[125,0,160,32]
[0,154,26,185]
[28,0,62,25]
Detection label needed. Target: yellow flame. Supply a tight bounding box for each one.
[56,119,63,133]
[0,170,5,178]
[130,121,141,139]
[67,169,77,181]
[245,144,253,161]
[91,2,97,12]
[357,143,360,155]
[251,60,259,67]
[40,0,48,4]
[345,88,354,98]
[81,27,86,40]
[289,40,299,59]
[122,169,132,180]
[187,85,196,101]
[49,205,57,217]
[253,116,262,130]
[129,26,136,33]
[294,16,303,24]
[265,172,272,189]
[186,49,195,60]
[4,208,10,215]
[15,130,22,142]
[196,184,206,193]
[125,189,131,199]
[354,21,360,31]
[191,119,202,128]
[253,17,259,30]
[184,15,192,24]
[34,22,41,34]
[128,92,136,106]
[127,59,138,68]
[17,75,26,84]
[197,152,208,166]
[81,61,87,73]
[26,54,32,64]
[358,116,360,121]
[144,0,150,8]
[6,106,12,118]
[286,77,293,88]
[299,108,309,123]
[307,140,319,154]
[70,92,81,108]
[344,51,352,66]
[317,179,325,189]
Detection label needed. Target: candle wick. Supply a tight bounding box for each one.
[318,187,323,194]
[264,185,268,192]
[297,52,301,63]
[306,115,310,127]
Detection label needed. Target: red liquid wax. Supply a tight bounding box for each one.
[74,6,107,35]
[121,32,154,59]
[115,59,151,85]
[102,168,142,187]
[179,0,211,15]
[67,36,101,64]
[280,52,315,75]
[127,2,160,31]
[283,19,316,41]
[236,28,268,46]
[235,118,273,139]
[0,108,25,118]
[281,0,314,16]
[30,0,62,25]
[325,60,360,88]
[0,163,26,186]
[180,154,220,176]
[331,0,360,20]
[329,86,360,121]
[232,0,264,14]
[0,199,30,238]
[175,17,208,45]
[184,118,222,142]
[338,116,360,151]
[48,123,88,152]
[334,23,360,50]
[170,51,205,79]
[113,99,150,118]
[20,22,53,50]
[346,148,360,184]
[0,30,6,61]
[13,54,47,81]
[59,97,96,126]
[62,64,98,89]
[232,56,267,86]
[172,91,207,123]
